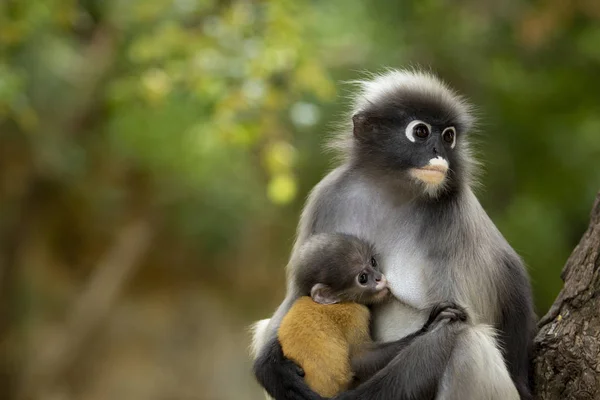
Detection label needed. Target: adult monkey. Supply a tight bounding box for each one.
[251,70,535,400]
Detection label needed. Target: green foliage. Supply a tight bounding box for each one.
[1,0,334,255]
[1,0,599,313]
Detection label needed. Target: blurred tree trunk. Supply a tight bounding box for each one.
[533,191,600,399]
[20,220,153,400]
[0,173,38,400]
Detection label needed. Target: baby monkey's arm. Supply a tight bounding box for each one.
[351,302,468,384]
[351,329,423,384]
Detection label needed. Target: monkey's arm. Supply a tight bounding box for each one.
[350,302,463,383]
[350,329,423,384]
[497,254,535,400]
[335,316,465,400]
[254,336,325,400]
[253,294,325,400]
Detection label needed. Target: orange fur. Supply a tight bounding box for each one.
[278,296,372,397]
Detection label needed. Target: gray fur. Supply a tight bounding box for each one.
[253,69,534,400]
[293,233,387,305]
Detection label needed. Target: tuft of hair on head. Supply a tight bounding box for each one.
[328,68,475,149]
[327,68,481,189]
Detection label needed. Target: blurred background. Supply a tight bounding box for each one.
[1,0,599,399]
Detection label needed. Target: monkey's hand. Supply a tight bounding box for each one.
[423,302,468,332]
[253,337,325,400]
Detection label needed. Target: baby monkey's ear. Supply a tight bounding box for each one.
[310,283,341,305]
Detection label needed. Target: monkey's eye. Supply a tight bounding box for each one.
[370,257,377,268]
[358,272,369,285]
[413,124,430,139]
[442,127,456,148]
[405,120,431,143]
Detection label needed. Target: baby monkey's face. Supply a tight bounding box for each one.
[310,256,389,306]
[304,234,390,306]
[348,255,389,304]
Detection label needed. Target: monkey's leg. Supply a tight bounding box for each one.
[437,324,519,400]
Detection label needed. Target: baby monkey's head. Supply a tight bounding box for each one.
[293,233,389,305]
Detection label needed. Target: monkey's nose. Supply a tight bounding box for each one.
[376,276,387,290]
[433,146,438,155]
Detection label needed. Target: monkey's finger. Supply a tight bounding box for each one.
[426,302,469,327]
[425,302,456,327]
[442,305,469,323]
[282,359,305,377]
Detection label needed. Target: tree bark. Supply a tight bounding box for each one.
[534,191,600,399]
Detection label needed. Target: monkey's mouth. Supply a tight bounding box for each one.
[373,276,389,300]
[409,164,448,185]
[372,287,390,302]
[375,276,388,291]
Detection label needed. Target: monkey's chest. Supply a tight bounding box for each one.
[380,241,429,308]
[333,187,433,340]
[338,187,430,308]
[371,237,431,341]
[371,300,428,342]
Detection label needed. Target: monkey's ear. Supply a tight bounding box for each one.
[310,283,341,305]
[352,112,379,140]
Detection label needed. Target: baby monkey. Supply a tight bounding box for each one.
[278,233,390,397]
[278,233,466,397]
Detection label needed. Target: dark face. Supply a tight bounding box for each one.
[308,235,389,305]
[352,92,468,197]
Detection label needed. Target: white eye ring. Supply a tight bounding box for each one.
[405,120,431,143]
[442,127,457,149]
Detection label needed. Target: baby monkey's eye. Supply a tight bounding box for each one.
[370,257,377,268]
[358,272,369,285]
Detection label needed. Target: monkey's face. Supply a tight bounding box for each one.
[351,91,471,197]
[306,235,389,305]
[350,258,389,304]
[339,241,389,305]
[311,259,389,306]
[325,252,389,305]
